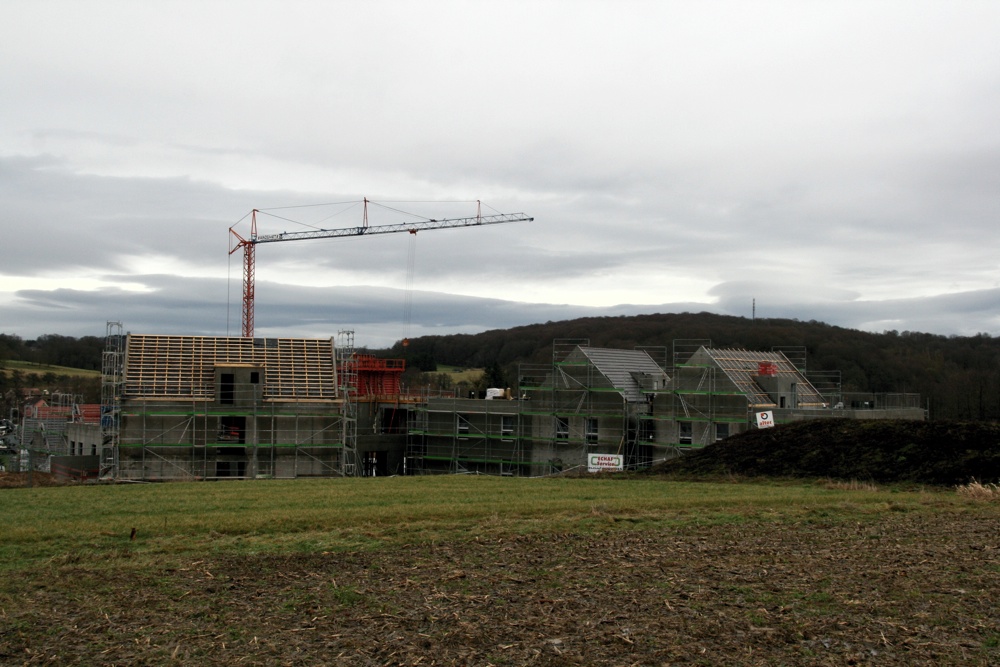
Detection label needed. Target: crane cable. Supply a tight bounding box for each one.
[402,230,418,347]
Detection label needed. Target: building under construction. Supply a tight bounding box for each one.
[95,323,414,481]
[404,339,925,476]
[405,341,671,475]
[45,326,924,481]
[22,201,924,480]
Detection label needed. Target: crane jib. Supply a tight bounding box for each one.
[251,214,532,245]
[236,208,532,337]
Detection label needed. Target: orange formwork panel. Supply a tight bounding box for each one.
[347,355,405,397]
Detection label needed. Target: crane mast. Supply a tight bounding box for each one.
[229,199,533,338]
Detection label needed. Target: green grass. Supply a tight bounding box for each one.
[0,475,975,577]
[436,365,483,384]
[0,359,101,378]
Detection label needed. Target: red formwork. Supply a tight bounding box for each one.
[347,355,405,397]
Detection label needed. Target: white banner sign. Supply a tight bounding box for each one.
[588,453,624,473]
[755,411,775,429]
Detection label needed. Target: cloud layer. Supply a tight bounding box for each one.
[2,2,999,345]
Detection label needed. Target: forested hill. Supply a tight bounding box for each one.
[387,312,1000,422]
[4,313,1000,421]
[0,334,104,371]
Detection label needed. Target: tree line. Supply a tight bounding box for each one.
[0,334,104,418]
[0,334,104,371]
[4,313,1000,421]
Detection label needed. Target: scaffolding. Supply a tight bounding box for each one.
[107,333,349,481]
[404,339,671,476]
[658,342,848,448]
[80,329,931,480]
[101,321,124,478]
[672,339,711,376]
[807,370,843,406]
[653,339,734,448]
[660,357,743,448]
[337,330,359,477]
[114,393,354,480]
[406,392,528,475]
[406,339,913,475]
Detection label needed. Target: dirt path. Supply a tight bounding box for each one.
[3,510,999,665]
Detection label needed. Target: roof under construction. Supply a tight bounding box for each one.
[697,347,826,408]
[122,334,338,400]
[572,346,670,402]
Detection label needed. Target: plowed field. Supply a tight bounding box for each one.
[3,508,999,665]
[4,419,1000,665]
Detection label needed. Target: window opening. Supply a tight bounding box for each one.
[715,423,729,441]
[220,373,235,405]
[556,416,569,439]
[218,416,246,443]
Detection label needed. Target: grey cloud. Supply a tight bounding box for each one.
[710,281,1000,337]
[6,271,999,351]
[3,3,1000,346]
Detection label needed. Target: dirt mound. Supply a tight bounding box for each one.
[0,471,67,488]
[653,419,1000,485]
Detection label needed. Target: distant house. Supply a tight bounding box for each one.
[21,394,76,456]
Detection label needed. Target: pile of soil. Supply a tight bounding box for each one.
[654,419,1000,485]
[0,471,66,489]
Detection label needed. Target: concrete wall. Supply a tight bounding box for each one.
[51,455,100,481]
[67,422,102,457]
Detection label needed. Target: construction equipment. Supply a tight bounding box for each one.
[229,199,533,338]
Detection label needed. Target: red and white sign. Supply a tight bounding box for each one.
[758,361,778,376]
[755,411,775,429]
[588,453,624,473]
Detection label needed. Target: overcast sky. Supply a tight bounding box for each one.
[2,1,999,349]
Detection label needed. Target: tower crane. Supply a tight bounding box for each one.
[228,199,533,338]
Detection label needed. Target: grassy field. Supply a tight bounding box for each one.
[2,476,999,665]
[0,475,949,570]
[0,359,101,379]
[435,365,484,385]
